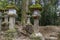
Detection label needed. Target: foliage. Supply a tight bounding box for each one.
[0,0,8,10]
[40,0,58,26]
[6,1,19,10]
[0,0,59,26]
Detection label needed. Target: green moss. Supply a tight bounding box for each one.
[4,29,16,40]
[29,3,42,11]
[30,37,41,40]
[0,0,8,11]
[5,29,16,33]
[6,4,19,10]
[1,21,8,26]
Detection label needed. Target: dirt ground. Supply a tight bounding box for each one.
[39,26,60,40]
[0,25,60,40]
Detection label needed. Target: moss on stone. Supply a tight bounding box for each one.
[8,13,17,17]
[5,29,16,33]
[2,21,8,26]
[29,3,42,11]
[6,4,19,11]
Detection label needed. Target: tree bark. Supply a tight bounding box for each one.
[21,0,29,26]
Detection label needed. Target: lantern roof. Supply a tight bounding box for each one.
[0,7,8,11]
[29,3,42,11]
[6,4,19,10]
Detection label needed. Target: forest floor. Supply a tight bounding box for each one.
[0,25,60,40]
[39,26,60,39]
[15,25,60,40]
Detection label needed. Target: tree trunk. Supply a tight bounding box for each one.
[21,0,29,26]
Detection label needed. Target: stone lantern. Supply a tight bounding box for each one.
[26,13,31,25]
[0,10,2,31]
[1,9,9,31]
[6,4,18,30]
[0,8,9,31]
[4,10,8,23]
[30,0,42,33]
[0,8,8,31]
[29,1,45,40]
[25,13,34,35]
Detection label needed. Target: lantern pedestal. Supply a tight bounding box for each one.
[9,16,15,30]
[26,15,31,24]
[0,12,2,31]
[4,15,8,23]
[4,10,8,23]
[3,15,9,31]
[34,19,39,33]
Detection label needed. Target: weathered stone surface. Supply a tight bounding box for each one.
[9,17,15,30]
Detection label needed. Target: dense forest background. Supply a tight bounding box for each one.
[0,0,60,26]
[0,0,60,40]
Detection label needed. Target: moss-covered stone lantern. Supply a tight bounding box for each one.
[6,3,18,30]
[29,0,42,33]
[26,15,31,25]
[23,12,34,35]
[26,12,32,25]
[0,0,9,30]
[0,6,8,31]
[1,9,9,31]
[0,9,3,31]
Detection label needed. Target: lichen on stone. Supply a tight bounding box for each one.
[29,3,42,11]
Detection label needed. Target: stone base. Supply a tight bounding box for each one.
[30,32,45,40]
[23,24,34,35]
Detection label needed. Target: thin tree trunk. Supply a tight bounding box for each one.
[21,0,29,26]
[21,0,26,26]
